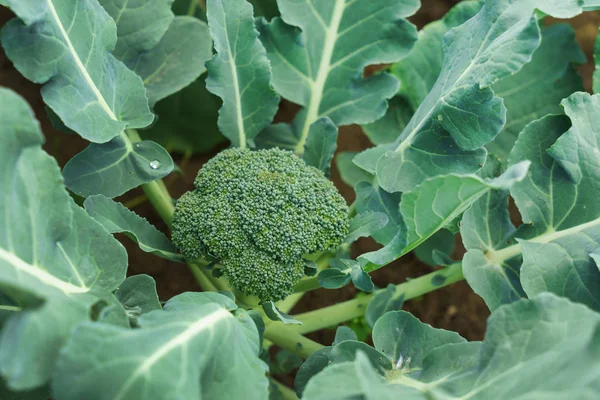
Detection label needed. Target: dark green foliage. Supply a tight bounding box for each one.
[172,148,349,301]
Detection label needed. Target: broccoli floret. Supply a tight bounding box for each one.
[172,147,349,302]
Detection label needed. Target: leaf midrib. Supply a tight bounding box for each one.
[0,247,88,294]
[46,0,118,121]
[114,308,231,400]
[294,0,346,154]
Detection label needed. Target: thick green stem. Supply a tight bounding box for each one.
[189,263,218,292]
[142,180,175,228]
[286,263,464,335]
[293,276,320,293]
[263,324,325,359]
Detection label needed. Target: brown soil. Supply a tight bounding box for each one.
[1,0,598,371]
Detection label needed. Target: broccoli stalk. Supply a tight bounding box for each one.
[172,148,349,302]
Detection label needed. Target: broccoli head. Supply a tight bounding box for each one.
[172,147,349,302]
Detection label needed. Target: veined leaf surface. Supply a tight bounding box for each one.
[463,93,600,311]
[53,293,269,400]
[1,0,154,143]
[0,88,127,390]
[359,161,530,270]
[302,294,600,399]
[84,195,183,262]
[205,0,279,148]
[369,0,592,193]
[257,0,419,154]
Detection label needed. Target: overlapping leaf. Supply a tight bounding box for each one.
[205,0,279,148]
[84,195,183,262]
[63,134,174,198]
[302,294,600,399]
[463,93,600,311]
[363,0,592,193]
[0,88,127,391]
[1,0,154,143]
[359,162,530,270]
[257,0,419,154]
[100,0,212,106]
[53,293,268,400]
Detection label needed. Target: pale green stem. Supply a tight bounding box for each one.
[263,324,325,359]
[269,379,299,400]
[189,263,218,292]
[0,305,21,312]
[285,263,464,335]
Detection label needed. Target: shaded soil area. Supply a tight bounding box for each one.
[1,0,599,366]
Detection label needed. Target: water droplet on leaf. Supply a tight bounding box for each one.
[149,160,161,170]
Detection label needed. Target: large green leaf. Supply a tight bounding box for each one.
[1,0,154,143]
[390,1,483,111]
[100,0,212,106]
[98,0,174,58]
[53,293,268,400]
[62,134,174,198]
[257,0,419,154]
[205,0,280,148]
[0,88,127,390]
[359,162,530,270]
[367,0,592,193]
[487,24,585,161]
[302,294,600,399]
[84,195,183,262]
[463,93,600,311]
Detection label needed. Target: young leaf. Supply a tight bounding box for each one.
[372,311,466,368]
[205,0,280,148]
[63,135,174,198]
[370,0,592,193]
[302,294,600,399]
[345,212,389,244]
[302,117,338,177]
[464,93,600,311]
[354,181,403,246]
[365,284,405,328]
[332,326,358,346]
[257,0,419,153]
[53,301,268,400]
[1,0,154,143]
[262,301,301,325]
[0,88,127,390]
[114,274,162,324]
[84,195,183,262]
[318,259,373,292]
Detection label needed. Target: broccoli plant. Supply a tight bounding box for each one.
[1,0,600,399]
[172,147,349,302]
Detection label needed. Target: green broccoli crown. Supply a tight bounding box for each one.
[172,147,349,301]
